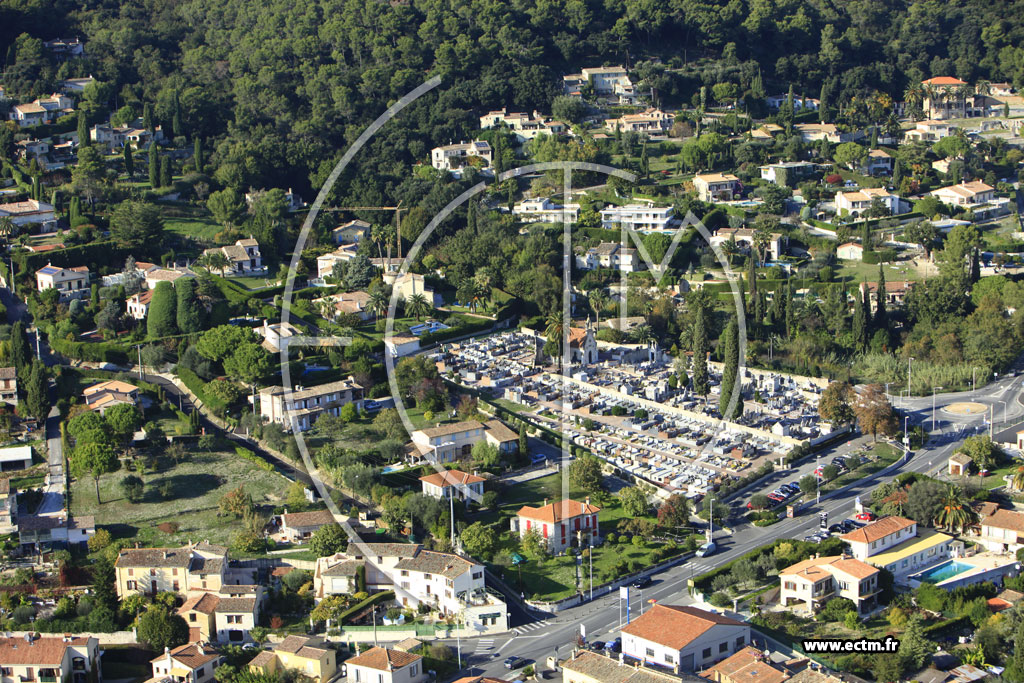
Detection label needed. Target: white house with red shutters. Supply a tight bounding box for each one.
[511,498,600,553]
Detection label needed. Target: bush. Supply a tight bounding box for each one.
[234,446,273,472]
[709,592,731,608]
[87,528,112,551]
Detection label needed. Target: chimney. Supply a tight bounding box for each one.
[544,498,549,508]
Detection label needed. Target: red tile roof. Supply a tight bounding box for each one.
[620,604,745,650]
[517,498,600,524]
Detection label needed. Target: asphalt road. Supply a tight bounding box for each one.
[444,369,1024,680]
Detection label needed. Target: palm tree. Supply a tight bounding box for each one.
[936,485,976,534]
[544,311,564,359]
[632,323,654,345]
[588,289,608,328]
[405,293,430,321]
[368,289,389,319]
[469,280,489,313]
[903,84,924,120]
[1011,462,1024,491]
[199,251,230,277]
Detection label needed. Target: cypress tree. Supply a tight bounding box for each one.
[194,137,203,171]
[891,160,901,190]
[25,360,49,422]
[147,281,178,338]
[160,156,172,188]
[852,285,866,349]
[10,321,31,373]
[718,317,742,420]
[77,111,89,147]
[123,145,134,177]
[172,90,182,139]
[970,247,981,283]
[875,265,887,330]
[176,278,203,334]
[784,279,794,339]
[148,143,159,188]
[493,133,504,174]
[691,307,710,398]
[869,126,878,149]
[640,141,649,179]
[142,103,153,132]
[751,68,764,99]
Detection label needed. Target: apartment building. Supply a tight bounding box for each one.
[345,647,425,683]
[620,604,751,673]
[693,173,741,202]
[0,634,101,683]
[779,554,880,614]
[314,542,508,633]
[599,204,675,232]
[977,508,1024,554]
[408,419,518,463]
[248,636,336,683]
[259,378,365,432]
[36,264,89,300]
[114,542,229,598]
[148,643,221,683]
[512,498,600,553]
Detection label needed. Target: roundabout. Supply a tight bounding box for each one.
[942,401,989,416]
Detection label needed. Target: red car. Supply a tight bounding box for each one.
[855,511,876,522]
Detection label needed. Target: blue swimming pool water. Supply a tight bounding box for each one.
[915,560,974,583]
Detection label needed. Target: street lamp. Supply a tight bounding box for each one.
[999,400,1008,425]
[932,386,943,432]
[908,357,915,398]
[903,415,910,452]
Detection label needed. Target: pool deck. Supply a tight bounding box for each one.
[910,551,1020,588]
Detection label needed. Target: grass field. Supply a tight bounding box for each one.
[164,214,223,242]
[70,449,289,547]
[833,259,923,284]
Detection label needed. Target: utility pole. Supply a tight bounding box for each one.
[137,344,143,380]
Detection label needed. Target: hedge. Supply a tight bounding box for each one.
[419,318,493,346]
[339,590,396,624]
[49,337,130,365]
[12,241,127,287]
[234,446,274,472]
[862,248,897,264]
[176,366,228,414]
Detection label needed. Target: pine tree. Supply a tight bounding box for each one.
[176,278,203,334]
[123,145,134,177]
[692,307,710,398]
[148,143,159,188]
[747,257,759,331]
[160,156,172,188]
[147,281,178,338]
[861,223,871,251]
[193,137,203,172]
[77,111,89,147]
[467,199,477,233]
[718,317,742,420]
[875,265,887,330]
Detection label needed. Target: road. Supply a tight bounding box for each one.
[444,369,1024,680]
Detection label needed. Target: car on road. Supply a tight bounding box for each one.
[632,576,652,589]
[505,656,527,669]
[855,511,876,522]
[696,541,717,557]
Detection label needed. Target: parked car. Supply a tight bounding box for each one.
[505,656,527,669]
[828,524,845,535]
[855,511,876,522]
[605,638,622,653]
[588,642,605,653]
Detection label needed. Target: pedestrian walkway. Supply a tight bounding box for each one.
[511,620,548,635]
[476,638,495,650]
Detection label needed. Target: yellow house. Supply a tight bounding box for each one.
[248,636,336,683]
[0,634,101,683]
[177,591,261,644]
[115,542,227,598]
[148,643,222,683]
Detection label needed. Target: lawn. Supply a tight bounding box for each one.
[833,259,923,284]
[230,275,281,290]
[70,449,290,548]
[164,214,223,242]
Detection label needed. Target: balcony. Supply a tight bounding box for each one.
[41,676,58,682]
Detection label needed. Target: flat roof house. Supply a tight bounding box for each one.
[36,263,89,301]
[620,604,751,673]
[0,199,55,227]
[599,204,675,232]
[0,445,34,471]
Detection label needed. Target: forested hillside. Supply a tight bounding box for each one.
[4,0,1024,208]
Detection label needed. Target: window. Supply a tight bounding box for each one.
[664,654,674,664]
[702,648,712,659]
[410,666,418,676]
[377,556,383,564]
[126,580,136,590]
[735,637,745,648]
[189,613,197,622]
[473,571,483,580]
[128,569,134,576]
[719,643,728,653]
[425,574,432,580]
[646,648,655,657]
[197,668,205,678]
[173,569,179,576]
[401,570,409,577]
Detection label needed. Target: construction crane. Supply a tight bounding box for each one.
[323,202,406,260]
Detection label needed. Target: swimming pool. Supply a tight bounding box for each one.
[914,560,975,584]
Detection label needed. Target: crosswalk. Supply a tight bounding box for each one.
[477,638,495,650]
[685,562,715,575]
[512,621,548,635]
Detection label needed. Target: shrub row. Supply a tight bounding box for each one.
[234,446,274,473]
[49,337,130,365]
[339,590,395,624]
[176,366,228,414]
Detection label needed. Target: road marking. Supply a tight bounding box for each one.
[512,621,548,634]
[477,639,495,650]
